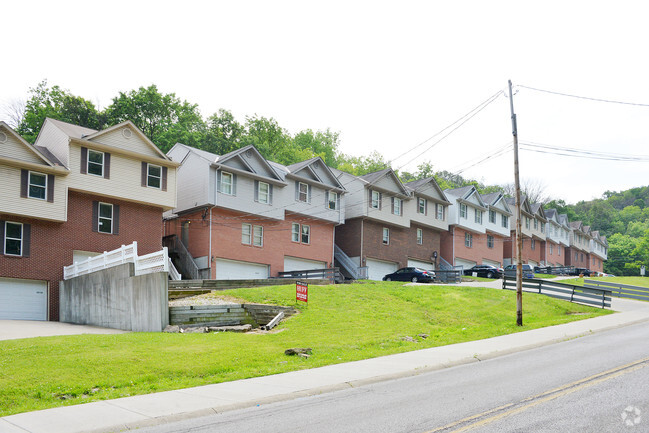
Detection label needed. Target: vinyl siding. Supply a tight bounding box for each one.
[34,120,71,167]
[68,144,176,210]
[281,182,343,224]
[174,152,211,213]
[0,164,67,221]
[0,132,44,164]
[215,170,285,220]
[90,127,163,158]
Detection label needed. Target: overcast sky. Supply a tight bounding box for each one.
[2,1,649,204]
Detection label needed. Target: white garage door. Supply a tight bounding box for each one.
[0,278,48,321]
[283,256,327,272]
[366,258,398,281]
[214,259,269,280]
[482,259,501,268]
[407,259,434,271]
[455,258,477,270]
[528,260,538,266]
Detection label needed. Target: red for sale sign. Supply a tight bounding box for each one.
[296,281,308,303]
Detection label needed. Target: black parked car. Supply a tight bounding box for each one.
[503,264,535,279]
[383,267,434,283]
[568,267,592,277]
[463,265,504,279]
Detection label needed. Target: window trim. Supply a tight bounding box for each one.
[298,182,309,203]
[98,202,114,234]
[465,232,473,248]
[291,223,300,243]
[502,215,509,228]
[4,221,23,256]
[436,203,444,220]
[87,149,105,177]
[418,198,426,215]
[393,198,402,216]
[416,228,423,245]
[301,224,310,244]
[28,171,47,200]
[242,223,252,245]
[460,203,467,219]
[382,227,389,245]
[328,191,338,210]
[258,181,271,204]
[371,190,380,209]
[489,210,496,224]
[475,210,482,224]
[253,225,263,247]
[487,235,494,249]
[146,163,162,189]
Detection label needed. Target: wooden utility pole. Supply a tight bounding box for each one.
[509,79,523,326]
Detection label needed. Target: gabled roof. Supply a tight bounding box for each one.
[444,185,487,209]
[215,144,285,183]
[570,221,583,230]
[505,195,534,216]
[545,208,557,219]
[359,168,410,197]
[405,177,450,204]
[0,121,65,170]
[481,192,513,215]
[558,214,570,227]
[83,120,170,160]
[43,118,97,139]
[530,203,547,222]
[286,157,345,191]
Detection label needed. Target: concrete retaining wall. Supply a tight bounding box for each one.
[59,263,169,332]
[169,303,296,327]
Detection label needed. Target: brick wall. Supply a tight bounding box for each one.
[1,190,164,321]
[565,246,590,268]
[441,227,507,266]
[339,219,441,268]
[166,208,336,278]
[544,240,566,266]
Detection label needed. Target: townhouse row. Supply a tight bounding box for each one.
[0,118,609,321]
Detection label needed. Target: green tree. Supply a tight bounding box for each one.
[201,109,244,155]
[104,85,204,151]
[293,129,340,167]
[17,80,103,143]
[336,151,390,176]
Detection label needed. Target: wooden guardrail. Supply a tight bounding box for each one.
[584,279,649,302]
[503,277,611,309]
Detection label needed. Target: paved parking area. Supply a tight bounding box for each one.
[0,320,127,341]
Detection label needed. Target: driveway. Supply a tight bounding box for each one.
[0,320,128,341]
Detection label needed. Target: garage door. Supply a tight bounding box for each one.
[407,259,434,271]
[283,256,327,272]
[0,278,48,321]
[455,258,477,270]
[482,259,501,268]
[366,258,398,281]
[214,259,269,280]
[528,260,538,266]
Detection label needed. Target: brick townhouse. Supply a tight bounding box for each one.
[0,119,177,321]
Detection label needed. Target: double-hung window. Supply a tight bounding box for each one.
[417,228,423,245]
[489,210,496,224]
[298,182,309,202]
[393,198,402,216]
[301,225,310,244]
[219,172,233,195]
[291,223,300,242]
[147,164,162,189]
[534,219,538,230]
[28,172,47,200]
[465,232,473,248]
[525,217,530,229]
[88,150,105,177]
[4,222,23,256]
[242,223,252,244]
[253,225,263,247]
[460,203,467,219]
[382,227,389,245]
[531,239,536,250]
[257,181,270,204]
[418,198,426,214]
[475,210,482,224]
[371,190,380,209]
[328,191,338,210]
[436,204,444,220]
[502,215,509,228]
[487,235,494,248]
[98,203,113,234]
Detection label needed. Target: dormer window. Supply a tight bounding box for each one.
[87,149,104,177]
[28,172,47,200]
[147,164,162,189]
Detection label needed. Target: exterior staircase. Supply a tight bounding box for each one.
[163,235,210,280]
[334,245,368,280]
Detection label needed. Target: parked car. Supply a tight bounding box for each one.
[463,265,503,279]
[383,267,434,283]
[567,267,592,277]
[503,264,535,279]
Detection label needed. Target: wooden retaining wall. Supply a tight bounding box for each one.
[169,303,297,327]
[169,278,330,291]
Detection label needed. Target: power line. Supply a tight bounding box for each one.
[519,140,649,162]
[517,84,649,108]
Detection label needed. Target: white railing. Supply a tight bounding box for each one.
[63,242,181,280]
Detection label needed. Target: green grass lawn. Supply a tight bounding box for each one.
[0,282,612,416]
[533,273,557,279]
[567,276,649,288]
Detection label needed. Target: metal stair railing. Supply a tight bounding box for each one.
[163,235,202,280]
[334,245,368,280]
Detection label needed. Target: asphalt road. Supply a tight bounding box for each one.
[137,321,649,433]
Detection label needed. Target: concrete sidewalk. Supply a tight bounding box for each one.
[2,297,649,433]
[0,320,127,341]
